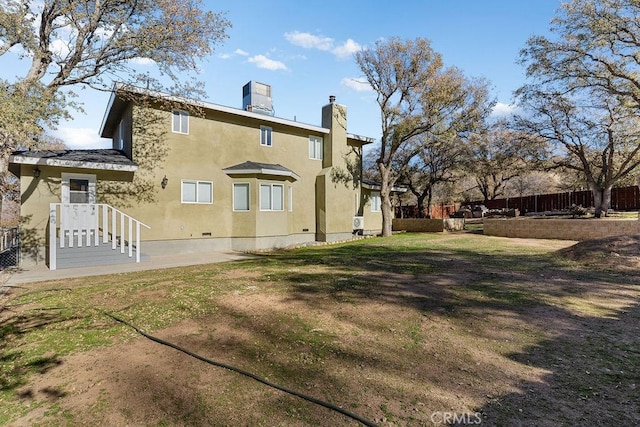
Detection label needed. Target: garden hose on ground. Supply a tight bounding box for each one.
[103,311,378,427]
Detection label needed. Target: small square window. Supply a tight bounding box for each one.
[69,179,90,204]
[260,126,272,147]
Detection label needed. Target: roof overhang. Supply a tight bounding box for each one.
[347,133,375,145]
[362,181,407,193]
[8,150,137,177]
[101,83,332,138]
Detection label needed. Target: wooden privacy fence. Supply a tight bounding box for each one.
[467,185,640,213]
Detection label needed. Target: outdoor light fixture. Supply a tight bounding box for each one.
[161,175,168,189]
[33,168,41,179]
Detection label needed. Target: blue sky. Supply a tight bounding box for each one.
[2,0,562,149]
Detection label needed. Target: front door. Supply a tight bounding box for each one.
[60,173,98,243]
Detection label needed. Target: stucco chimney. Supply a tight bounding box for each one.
[329,95,336,103]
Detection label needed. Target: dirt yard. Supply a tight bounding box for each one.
[1,233,639,426]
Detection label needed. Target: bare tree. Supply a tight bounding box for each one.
[520,0,640,109]
[402,135,468,218]
[355,37,493,236]
[0,0,230,193]
[518,0,640,215]
[515,90,640,216]
[465,122,547,202]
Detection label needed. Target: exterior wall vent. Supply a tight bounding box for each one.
[242,81,274,116]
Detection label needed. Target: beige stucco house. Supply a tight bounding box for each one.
[9,82,384,269]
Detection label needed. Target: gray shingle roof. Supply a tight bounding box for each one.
[223,161,300,180]
[11,149,136,166]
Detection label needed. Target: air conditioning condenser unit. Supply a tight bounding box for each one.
[353,216,364,230]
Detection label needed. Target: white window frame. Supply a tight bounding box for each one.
[233,183,250,212]
[260,126,272,147]
[116,119,125,150]
[172,110,189,134]
[260,183,284,211]
[288,185,293,212]
[309,135,323,160]
[371,191,381,212]
[181,180,212,204]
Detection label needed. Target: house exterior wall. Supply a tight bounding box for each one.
[15,89,375,263]
[18,164,134,265]
[101,95,368,252]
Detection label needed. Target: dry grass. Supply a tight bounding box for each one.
[1,232,639,426]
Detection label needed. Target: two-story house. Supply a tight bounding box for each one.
[9,82,383,269]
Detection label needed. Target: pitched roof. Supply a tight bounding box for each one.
[8,149,137,175]
[100,83,375,145]
[223,161,300,181]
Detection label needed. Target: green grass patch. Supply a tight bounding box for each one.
[2,232,639,425]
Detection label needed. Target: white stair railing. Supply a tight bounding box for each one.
[49,203,150,270]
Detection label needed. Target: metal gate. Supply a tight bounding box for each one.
[0,227,20,268]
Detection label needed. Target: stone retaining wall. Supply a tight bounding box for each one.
[484,218,640,240]
[393,218,465,233]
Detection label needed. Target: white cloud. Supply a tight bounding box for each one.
[332,39,362,59]
[53,126,110,149]
[50,39,71,58]
[130,57,155,65]
[284,31,333,51]
[285,31,363,60]
[248,54,287,71]
[220,49,250,60]
[341,77,371,92]
[492,102,519,116]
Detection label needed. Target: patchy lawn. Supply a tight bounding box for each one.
[1,232,639,426]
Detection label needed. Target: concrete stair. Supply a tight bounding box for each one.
[55,240,149,269]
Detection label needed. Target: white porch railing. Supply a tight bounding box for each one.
[49,203,150,270]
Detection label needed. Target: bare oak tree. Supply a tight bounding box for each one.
[0,0,230,194]
[518,0,640,216]
[520,0,640,108]
[515,90,640,217]
[465,122,547,203]
[355,37,493,236]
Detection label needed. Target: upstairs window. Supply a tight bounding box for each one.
[116,120,125,150]
[260,126,272,147]
[172,110,189,134]
[309,136,323,160]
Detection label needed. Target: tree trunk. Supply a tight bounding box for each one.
[379,166,393,237]
[589,184,612,218]
[416,194,426,218]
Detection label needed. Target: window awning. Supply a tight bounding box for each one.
[223,161,300,181]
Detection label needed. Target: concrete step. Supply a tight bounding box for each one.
[55,241,149,269]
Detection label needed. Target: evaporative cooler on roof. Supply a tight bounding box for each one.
[242,81,274,116]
